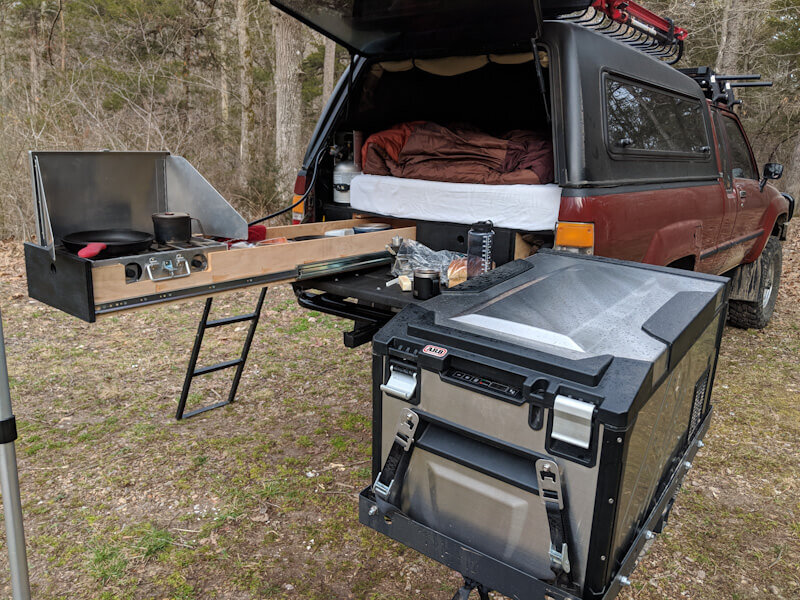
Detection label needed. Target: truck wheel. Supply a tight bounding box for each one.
[728,237,782,329]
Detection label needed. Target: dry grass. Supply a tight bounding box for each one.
[0,233,796,600]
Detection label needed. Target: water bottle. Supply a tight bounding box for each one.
[467,221,494,279]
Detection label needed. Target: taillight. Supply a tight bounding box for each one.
[554,222,595,254]
[292,172,308,225]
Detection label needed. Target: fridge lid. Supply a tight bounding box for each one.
[270,0,592,60]
[427,252,726,370]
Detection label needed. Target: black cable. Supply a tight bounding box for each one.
[248,146,327,227]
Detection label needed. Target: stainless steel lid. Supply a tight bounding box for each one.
[414,269,441,279]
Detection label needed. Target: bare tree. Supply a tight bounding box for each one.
[785,137,800,199]
[0,6,7,106]
[60,0,65,72]
[28,8,40,112]
[715,0,738,73]
[272,8,305,199]
[322,37,336,101]
[237,0,255,187]
[218,7,230,126]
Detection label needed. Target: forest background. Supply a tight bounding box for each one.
[0,0,798,239]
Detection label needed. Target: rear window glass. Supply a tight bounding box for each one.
[605,77,709,157]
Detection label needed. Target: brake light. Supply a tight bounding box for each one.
[554,222,595,254]
[292,173,308,225]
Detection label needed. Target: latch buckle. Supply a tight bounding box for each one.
[549,542,571,574]
[372,473,393,500]
[372,409,420,500]
[535,458,564,510]
[393,409,419,451]
[536,458,571,574]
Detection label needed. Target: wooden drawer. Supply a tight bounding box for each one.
[92,219,415,309]
[24,219,415,322]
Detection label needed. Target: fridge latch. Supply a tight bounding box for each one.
[380,366,418,401]
[551,395,595,449]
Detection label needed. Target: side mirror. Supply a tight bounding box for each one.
[760,162,783,191]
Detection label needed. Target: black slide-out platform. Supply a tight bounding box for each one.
[296,265,421,310]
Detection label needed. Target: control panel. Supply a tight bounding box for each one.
[446,369,522,400]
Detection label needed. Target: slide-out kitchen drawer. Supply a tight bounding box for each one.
[25,219,415,322]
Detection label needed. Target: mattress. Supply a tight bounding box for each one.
[350,174,562,231]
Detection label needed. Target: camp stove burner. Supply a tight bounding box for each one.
[91,236,228,283]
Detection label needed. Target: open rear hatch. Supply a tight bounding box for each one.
[270,0,592,59]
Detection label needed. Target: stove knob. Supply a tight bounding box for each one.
[124,263,142,282]
[191,254,208,271]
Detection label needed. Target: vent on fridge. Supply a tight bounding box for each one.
[689,368,710,438]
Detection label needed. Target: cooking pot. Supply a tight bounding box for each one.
[152,212,203,244]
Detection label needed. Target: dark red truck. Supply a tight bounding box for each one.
[275,0,793,333]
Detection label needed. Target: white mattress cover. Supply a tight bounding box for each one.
[350,174,562,231]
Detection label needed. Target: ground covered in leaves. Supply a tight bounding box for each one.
[0,232,797,599]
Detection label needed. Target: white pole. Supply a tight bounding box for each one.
[0,312,31,600]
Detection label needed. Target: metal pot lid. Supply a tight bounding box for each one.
[153,212,190,219]
[414,269,441,279]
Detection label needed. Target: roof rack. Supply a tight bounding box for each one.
[678,67,773,109]
[563,0,687,64]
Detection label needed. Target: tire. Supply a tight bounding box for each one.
[728,236,782,329]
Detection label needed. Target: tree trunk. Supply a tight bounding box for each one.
[219,20,230,126]
[29,11,40,111]
[272,9,305,200]
[715,0,744,75]
[60,0,66,72]
[785,135,800,200]
[322,37,336,101]
[0,7,6,106]
[181,1,193,130]
[237,0,254,187]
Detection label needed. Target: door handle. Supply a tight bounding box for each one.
[739,190,747,199]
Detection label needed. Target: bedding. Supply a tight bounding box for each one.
[362,121,554,185]
[350,174,562,231]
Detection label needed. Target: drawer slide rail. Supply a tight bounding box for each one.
[295,290,395,348]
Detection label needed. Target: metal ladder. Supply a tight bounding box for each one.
[175,287,268,420]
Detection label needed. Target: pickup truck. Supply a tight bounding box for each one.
[275,0,794,334]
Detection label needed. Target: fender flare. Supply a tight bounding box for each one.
[743,200,789,264]
[781,192,795,221]
[642,220,702,266]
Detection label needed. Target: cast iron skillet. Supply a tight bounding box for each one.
[62,229,154,259]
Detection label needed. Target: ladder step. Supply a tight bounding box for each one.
[181,400,231,419]
[206,313,258,328]
[193,358,244,377]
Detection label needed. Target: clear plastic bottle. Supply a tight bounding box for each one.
[467,221,494,279]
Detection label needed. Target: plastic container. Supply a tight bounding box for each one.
[324,228,354,237]
[467,221,494,279]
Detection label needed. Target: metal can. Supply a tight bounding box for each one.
[413,269,441,300]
